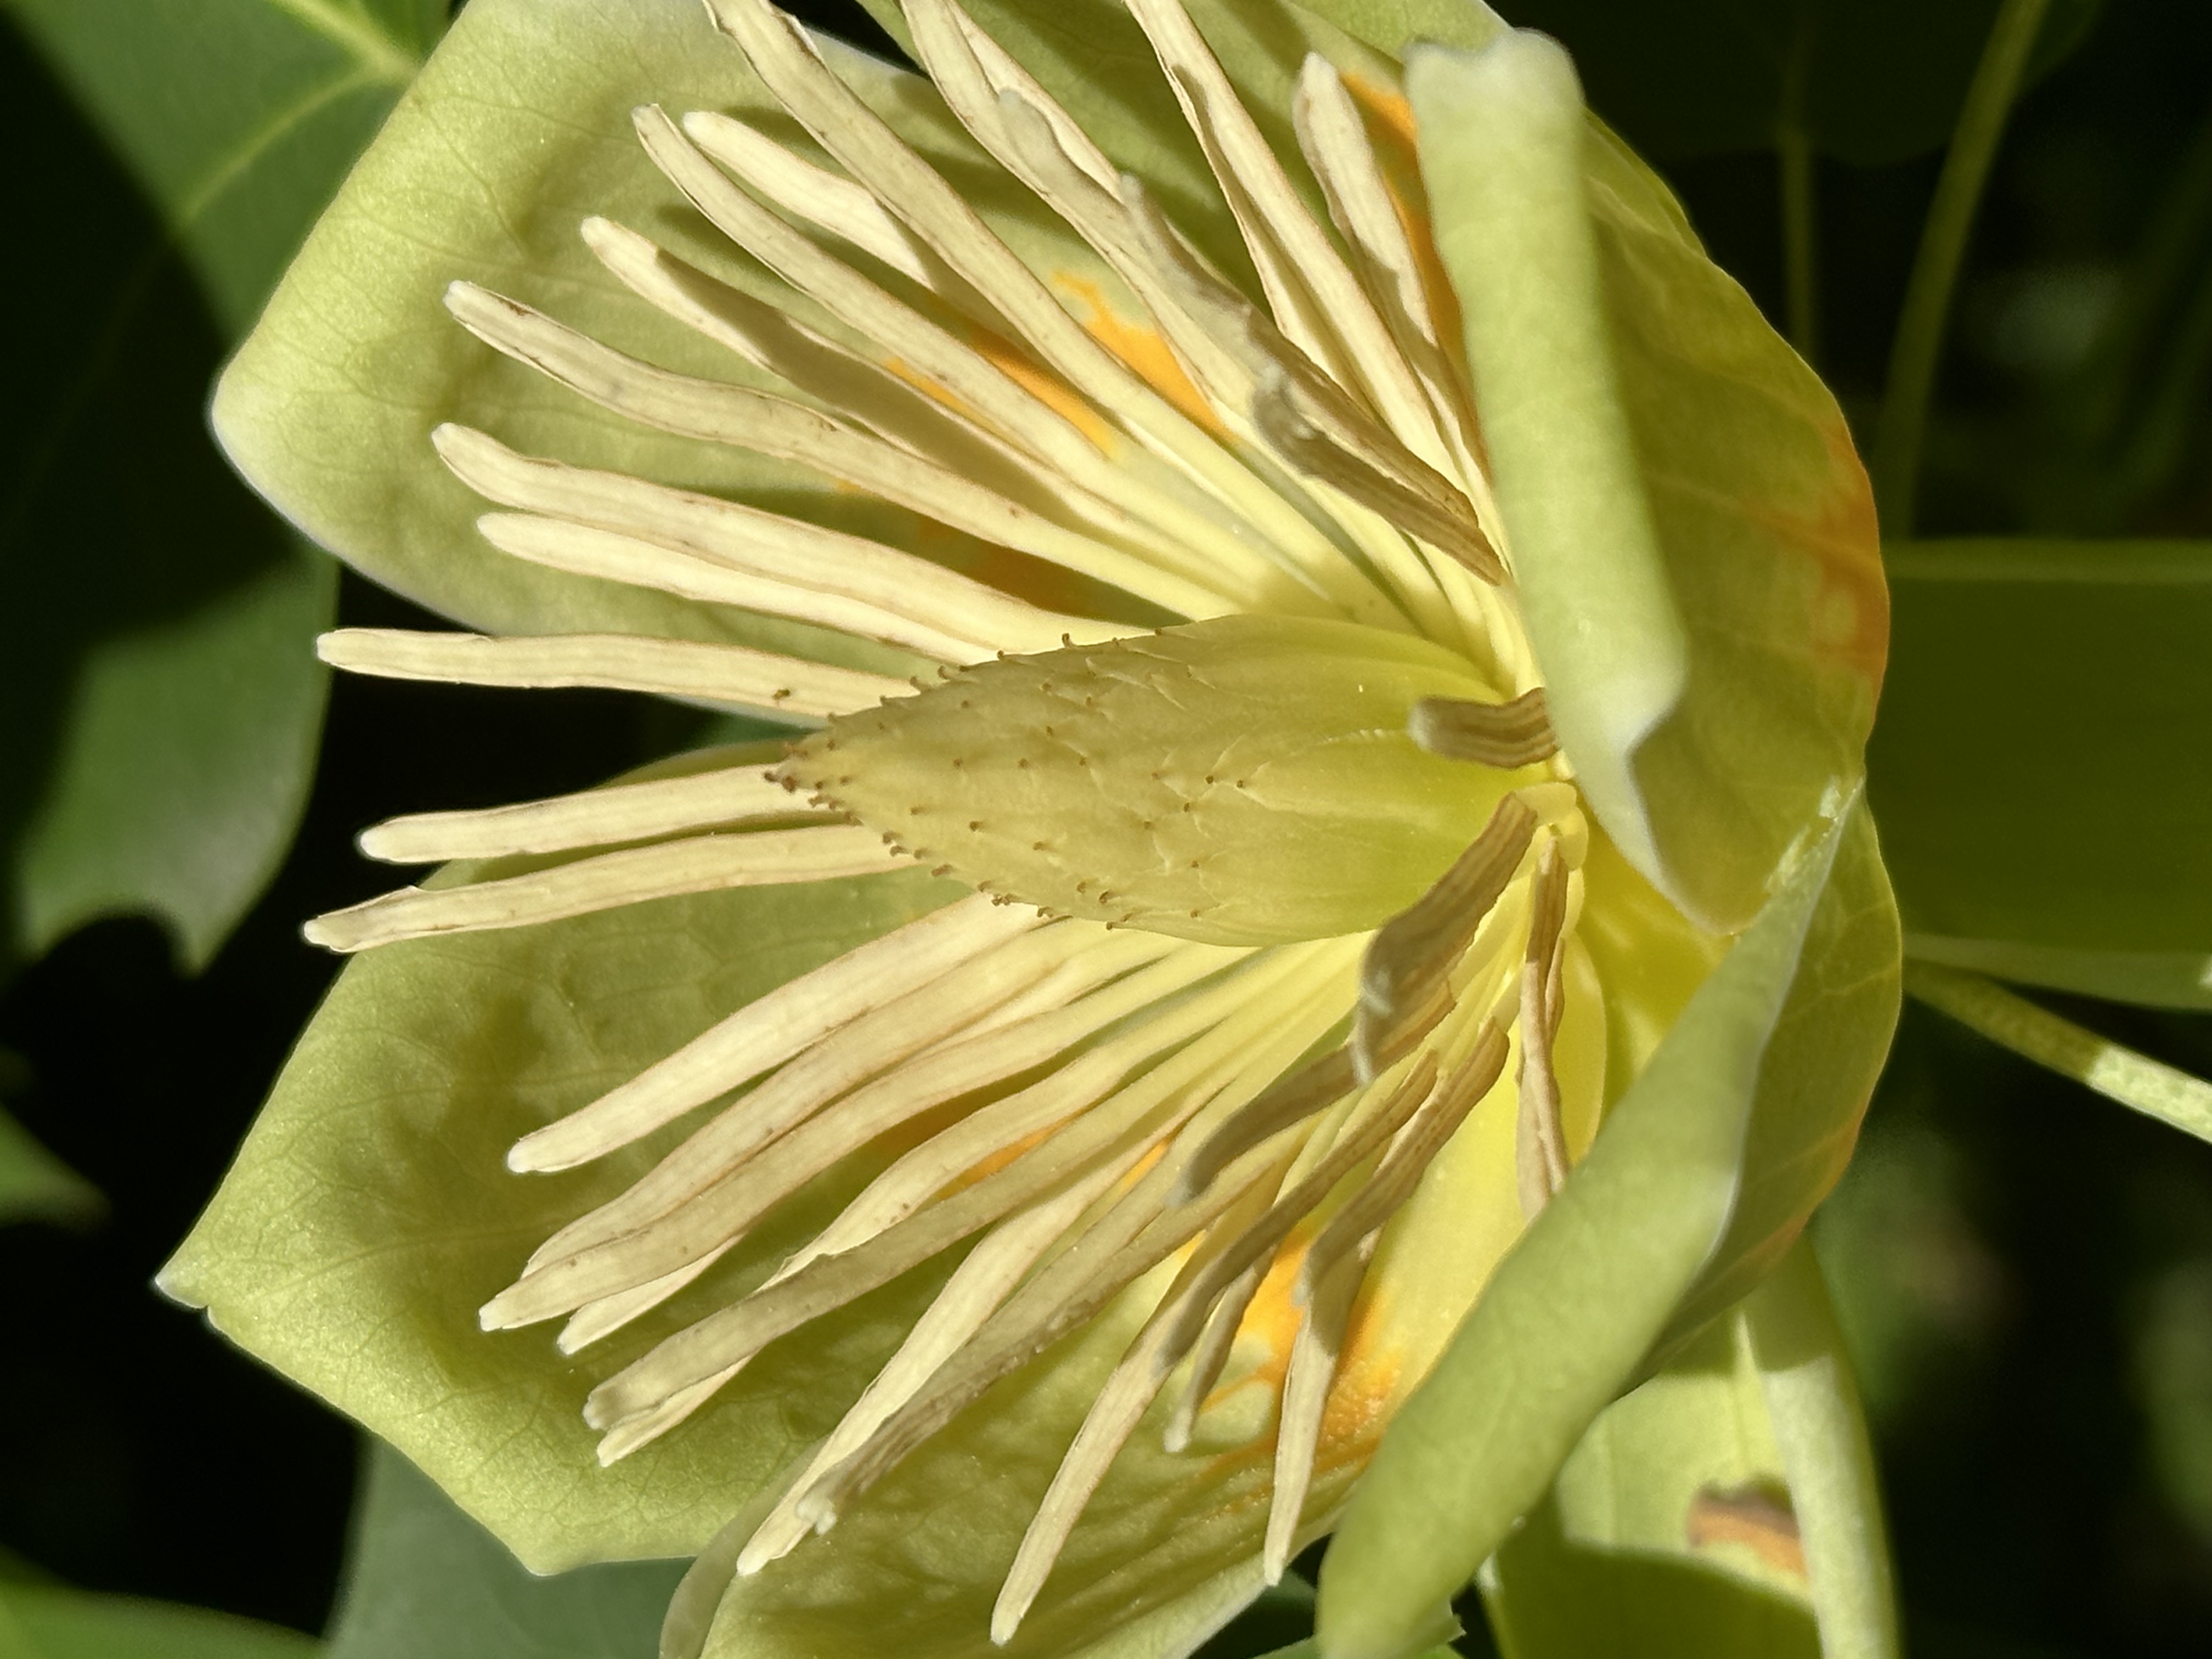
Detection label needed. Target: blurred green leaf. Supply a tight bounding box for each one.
[1870,540,2212,1008]
[2132,1260,2212,1549]
[9,0,447,335]
[0,1577,318,1659]
[1492,0,2099,165]
[1314,800,1898,1659]
[1482,1319,1819,1659]
[1810,1111,1999,1430]
[0,1099,99,1228]
[0,0,444,969]
[325,1440,685,1659]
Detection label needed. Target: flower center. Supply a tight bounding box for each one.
[291,0,1628,1635]
[782,614,1550,943]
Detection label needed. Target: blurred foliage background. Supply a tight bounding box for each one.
[1,0,2209,1654]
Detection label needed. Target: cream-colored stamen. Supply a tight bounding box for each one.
[434,425,1122,659]
[1516,838,1572,1217]
[444,283,1239,619]
[475,512,992,665]
[736,1155,1128,1570]
[579,942,1358,1449]
[490,940,1245,1331]
[510,893,1039,1172]
[318,627,904,722]
[304,826,910,953]
[588,159,1318,619]
[1288,54,1495,512]
[1299,1019,1511,1310]
[1122,0,1440,459]
[979,1046,1453,1626]
[1252,378,1502,582]
[663,111,955,294]
[991,1152,1297,1640]
[698,0,1361,578]
[358,764,815,864]
[1265,1237,1369,1582]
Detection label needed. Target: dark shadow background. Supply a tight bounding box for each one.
[2,0,2210,1652]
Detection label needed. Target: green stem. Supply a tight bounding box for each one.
[1871,0,2051,535]
[1906,962,2212,1143]
[1778,123,1820,363]
[1747,1241,1899,1659]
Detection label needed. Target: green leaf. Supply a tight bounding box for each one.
[2,0,440,965]
[0,1578,317,1659]
[10,547,336,969]
[1480,1320,1819,1659]
[159,863,964,1572]
[0,1102,99,1228]
[1870,539,2212,1009]
[8,0,443,334]
[1409,31,1886,934]
[1489,0,2100,166]
[326,1440,686,1659]
[1313,797,1899,1659]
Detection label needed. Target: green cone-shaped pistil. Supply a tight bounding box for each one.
[782,616,1536,945]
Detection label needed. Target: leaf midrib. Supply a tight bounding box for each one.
[259,0,422,86]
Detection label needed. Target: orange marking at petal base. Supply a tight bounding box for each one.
[1807,421,1891,699]
[1054,274,1228,436]
[940,1124,1060,1195]
[881,353,990,430]
[1225,1235,1308,1396]
[966,325,1117,449]
[1343,71,1488,466]
[1687,1482,1808,1578]
[1342,72,1415,152]
[1321,1280,1404,1453]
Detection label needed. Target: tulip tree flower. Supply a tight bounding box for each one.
[160,0,1904,1654]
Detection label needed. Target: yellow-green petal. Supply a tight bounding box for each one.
[161,850,963,1570]
[1314,796,1898,1659]
[1480,1316,1818,1659]
[211,0,1166,659]
[1409,32,1886,934]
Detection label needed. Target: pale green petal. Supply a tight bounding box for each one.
[1481,1318,1818,1659]
[1278,0,1507,58]
[212,0,1166,656]
[1409,33,1885,934]
[160,857,962,1571]
[1874,538,2212,1009]
[1313,797,1899,1659]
